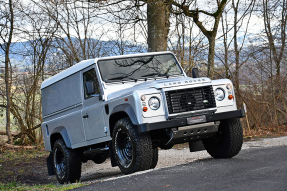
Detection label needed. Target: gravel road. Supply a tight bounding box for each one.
[79,136,287,183]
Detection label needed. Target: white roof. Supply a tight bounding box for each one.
[41,51,174,89]
[41,59,95,89]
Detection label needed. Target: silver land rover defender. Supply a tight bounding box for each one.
[41,51,245,184]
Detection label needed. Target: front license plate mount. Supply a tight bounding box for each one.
[187,115,206,125]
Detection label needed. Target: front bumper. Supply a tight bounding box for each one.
[138,109,245,133]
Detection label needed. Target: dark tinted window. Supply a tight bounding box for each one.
[83,69,100,99]
[98,54,183,83]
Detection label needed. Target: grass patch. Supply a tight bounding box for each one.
[0,147,53,185]
[0,182,88,191]
[1,147,47,160]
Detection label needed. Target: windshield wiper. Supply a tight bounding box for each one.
[141,72,170,79]
[161,73,169,79]
[108,76,138,82]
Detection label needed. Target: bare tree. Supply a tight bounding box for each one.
[262,0,287,76]
[168,15,207,76]
[0,0,15,144]
[231,0,255,107]
[33,0,107,69]
[170,0,228,79]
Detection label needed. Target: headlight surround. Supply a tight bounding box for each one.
[214,88,225,101]
[148,97,160,110]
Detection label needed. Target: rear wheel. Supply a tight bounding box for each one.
[203,118,243,158]
[112,117,153,174]
[53,139,81,184]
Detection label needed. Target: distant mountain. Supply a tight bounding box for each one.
[0,37,148,63]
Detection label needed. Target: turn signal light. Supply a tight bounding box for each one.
[143,107,148,112]
[228,95,234,100]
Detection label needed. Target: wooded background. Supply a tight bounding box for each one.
[0,0,286,145]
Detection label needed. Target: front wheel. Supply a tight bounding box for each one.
[150,147,158,169]
[112,117,153,174]
[53,139,82,184]
[202,118,243,158]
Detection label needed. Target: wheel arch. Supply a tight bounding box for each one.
[50,126,72,150]
[109,104,139,137]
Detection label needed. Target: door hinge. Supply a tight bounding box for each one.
[104,127,108,133]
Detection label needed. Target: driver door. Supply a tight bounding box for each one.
[81,66,106,141]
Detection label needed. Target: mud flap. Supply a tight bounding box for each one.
[47,152,55,176]
[109,142,118,167]
[189,140,205,152]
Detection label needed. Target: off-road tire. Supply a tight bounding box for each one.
[202,118,243,158]
[112,117,153,174]
[150,147,158,169]
[53,139,82,184]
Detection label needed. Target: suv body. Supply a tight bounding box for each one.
[41,51,245,183]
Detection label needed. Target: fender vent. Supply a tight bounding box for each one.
[105,104,109,115]
[46,124,49,136]
[165,85,216,114]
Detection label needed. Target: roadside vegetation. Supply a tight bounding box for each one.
[0,182,87,191]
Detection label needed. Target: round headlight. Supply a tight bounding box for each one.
[214,88,225,101]
[148,97,160,110]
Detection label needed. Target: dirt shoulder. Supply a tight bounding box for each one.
[0,149,57,185]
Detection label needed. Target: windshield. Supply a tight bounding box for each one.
[98,54,183,83]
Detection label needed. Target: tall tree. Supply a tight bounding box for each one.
[262,0,287,76]
[170,0,228,79]
[147,0,170,52]
[231,0,255,107]
[92,0,229,78]
[0,0,14,143]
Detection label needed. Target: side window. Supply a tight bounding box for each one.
[83,69,100,99]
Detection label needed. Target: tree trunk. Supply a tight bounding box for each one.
[147,0,170,52]
[233,0,241,106]
[5,0,14,144]
[207,36,216,78]
[221,11,229,78]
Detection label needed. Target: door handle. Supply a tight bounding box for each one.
[83,114,89,119]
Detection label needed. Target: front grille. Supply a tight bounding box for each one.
[165,85,216,114]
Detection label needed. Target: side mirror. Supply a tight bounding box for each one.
[192,68,199,78]
[85,81,96,95]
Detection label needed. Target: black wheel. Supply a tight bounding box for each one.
[150,147,158,169]
[112,117,153,174]
[53,139,81,184]
[202,118,243,158]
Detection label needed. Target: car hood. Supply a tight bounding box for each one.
[106,77,211,100]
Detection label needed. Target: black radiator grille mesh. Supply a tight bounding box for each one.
[165,85,216,114]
